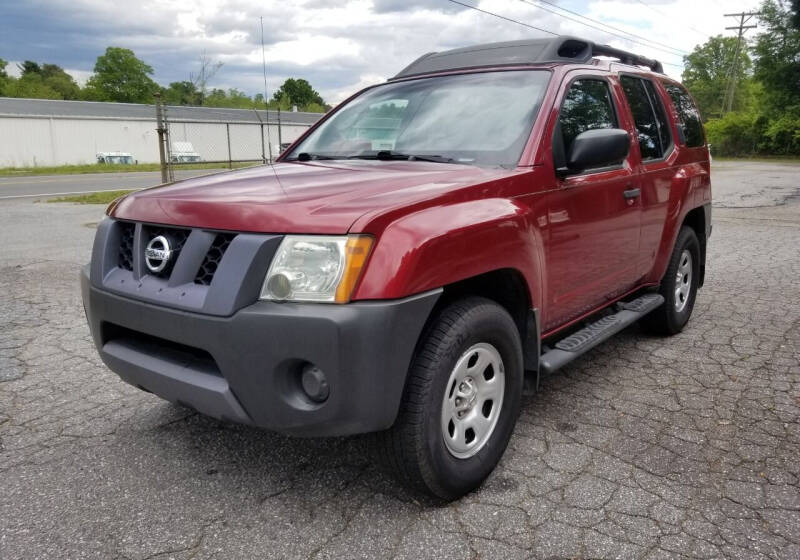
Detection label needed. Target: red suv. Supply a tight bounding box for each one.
[81,36,711,500]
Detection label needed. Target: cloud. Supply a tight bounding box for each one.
[0,0,756,103]
[372,0,464,14]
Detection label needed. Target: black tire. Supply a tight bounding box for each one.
[372,296,524,501]
[641,226,701,335]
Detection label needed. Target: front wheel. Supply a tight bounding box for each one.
[642,226,701,335]
[373,297,523,501]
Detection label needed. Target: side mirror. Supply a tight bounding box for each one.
[566,128,630,174]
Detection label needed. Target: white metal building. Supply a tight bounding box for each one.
[0,98,323,167]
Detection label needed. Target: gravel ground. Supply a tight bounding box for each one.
[1,162,798,559]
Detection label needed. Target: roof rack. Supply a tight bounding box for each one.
[391,36,663,80]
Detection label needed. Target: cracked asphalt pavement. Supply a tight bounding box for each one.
[1,161,799,559]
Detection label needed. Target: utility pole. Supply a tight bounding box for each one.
[722,12,758,114]
[154,93,169,184]
[162,102,174,182]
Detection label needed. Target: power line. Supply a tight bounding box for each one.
[635,0,715,38]
[446,0,556,35]
[536,0,688,54]
[448,0,684,69]
[518,0,687,57]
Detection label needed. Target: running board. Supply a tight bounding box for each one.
[539,293,664,375]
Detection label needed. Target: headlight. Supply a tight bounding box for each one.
[260,235,373,303]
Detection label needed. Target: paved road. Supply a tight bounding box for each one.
[0,163,799,559]
[711,160,800,208]
[0,169,231,199]
[2,159,798,203]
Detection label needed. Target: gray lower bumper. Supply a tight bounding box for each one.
[81,266,440,436]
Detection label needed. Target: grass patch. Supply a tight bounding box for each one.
[0,161,260,177]
[48,190,136,204]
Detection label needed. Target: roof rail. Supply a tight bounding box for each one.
[592,43,663,74]
[391,36,663,80]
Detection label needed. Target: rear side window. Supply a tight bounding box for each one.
[620,75,671,160]
[643,80,671,153]
[558,79,617,156]
[663,82,704,147]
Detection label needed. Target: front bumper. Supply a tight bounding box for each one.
[81,266,440,436]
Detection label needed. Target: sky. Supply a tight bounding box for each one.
[1,0,759,104]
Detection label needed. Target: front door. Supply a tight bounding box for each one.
[543,73,642,333]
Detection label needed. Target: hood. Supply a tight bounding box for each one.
[110,160,520,234]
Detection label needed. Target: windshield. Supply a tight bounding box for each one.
[287,70,550,167]
[103,156,133,164]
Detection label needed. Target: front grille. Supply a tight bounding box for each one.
[142,225,190,278]
[118,222,135,271]
[115,221,238,285]
[195,233,235,286]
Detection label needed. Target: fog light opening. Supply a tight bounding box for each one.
[300,364,330,403]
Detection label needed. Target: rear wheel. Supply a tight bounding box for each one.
[373,297,523,501]
[642,226,701,335]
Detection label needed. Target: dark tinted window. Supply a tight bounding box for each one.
[663,82,704,147]
[643,80,671,152]
[559,79,617,156]
[620,75,670,160]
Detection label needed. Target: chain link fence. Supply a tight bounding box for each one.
[155,99,318,182]
[0,98,320,170]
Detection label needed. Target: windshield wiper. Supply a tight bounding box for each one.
[350,151,456,164]
[285,152,341,161]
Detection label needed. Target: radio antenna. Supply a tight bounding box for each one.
[260,16,274,163]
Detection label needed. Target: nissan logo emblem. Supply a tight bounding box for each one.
[144,235,173,273]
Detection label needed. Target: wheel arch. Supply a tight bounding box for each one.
[681,204,710,287]
[415,268,541,378]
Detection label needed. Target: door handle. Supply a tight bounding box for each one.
[623,188,641,199]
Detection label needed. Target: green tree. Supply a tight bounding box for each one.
[3,75,61,99]
[84,47,159,103]
[272,78,325,108]
[203,88,228,106]
[18,60,41,76]
[303,101,327,113]
[164,81,202,105]
[682,35,753,119]
[7,61,80,100]
[203,88,257,109]
[752,0,800,117]
[40,64,80,99]
[705,111,768,155]
[271,90,292,111]
[0,58,9,95]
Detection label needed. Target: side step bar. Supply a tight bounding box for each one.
[539,293,664,375]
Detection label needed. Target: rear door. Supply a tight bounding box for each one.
[543,72,642,333]
[618,74,676,278]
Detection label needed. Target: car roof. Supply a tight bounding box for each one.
[391,36,663,81]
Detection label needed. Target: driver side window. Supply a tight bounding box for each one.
[559,79,618,157]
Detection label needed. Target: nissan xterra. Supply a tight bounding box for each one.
[81,36,712,500]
